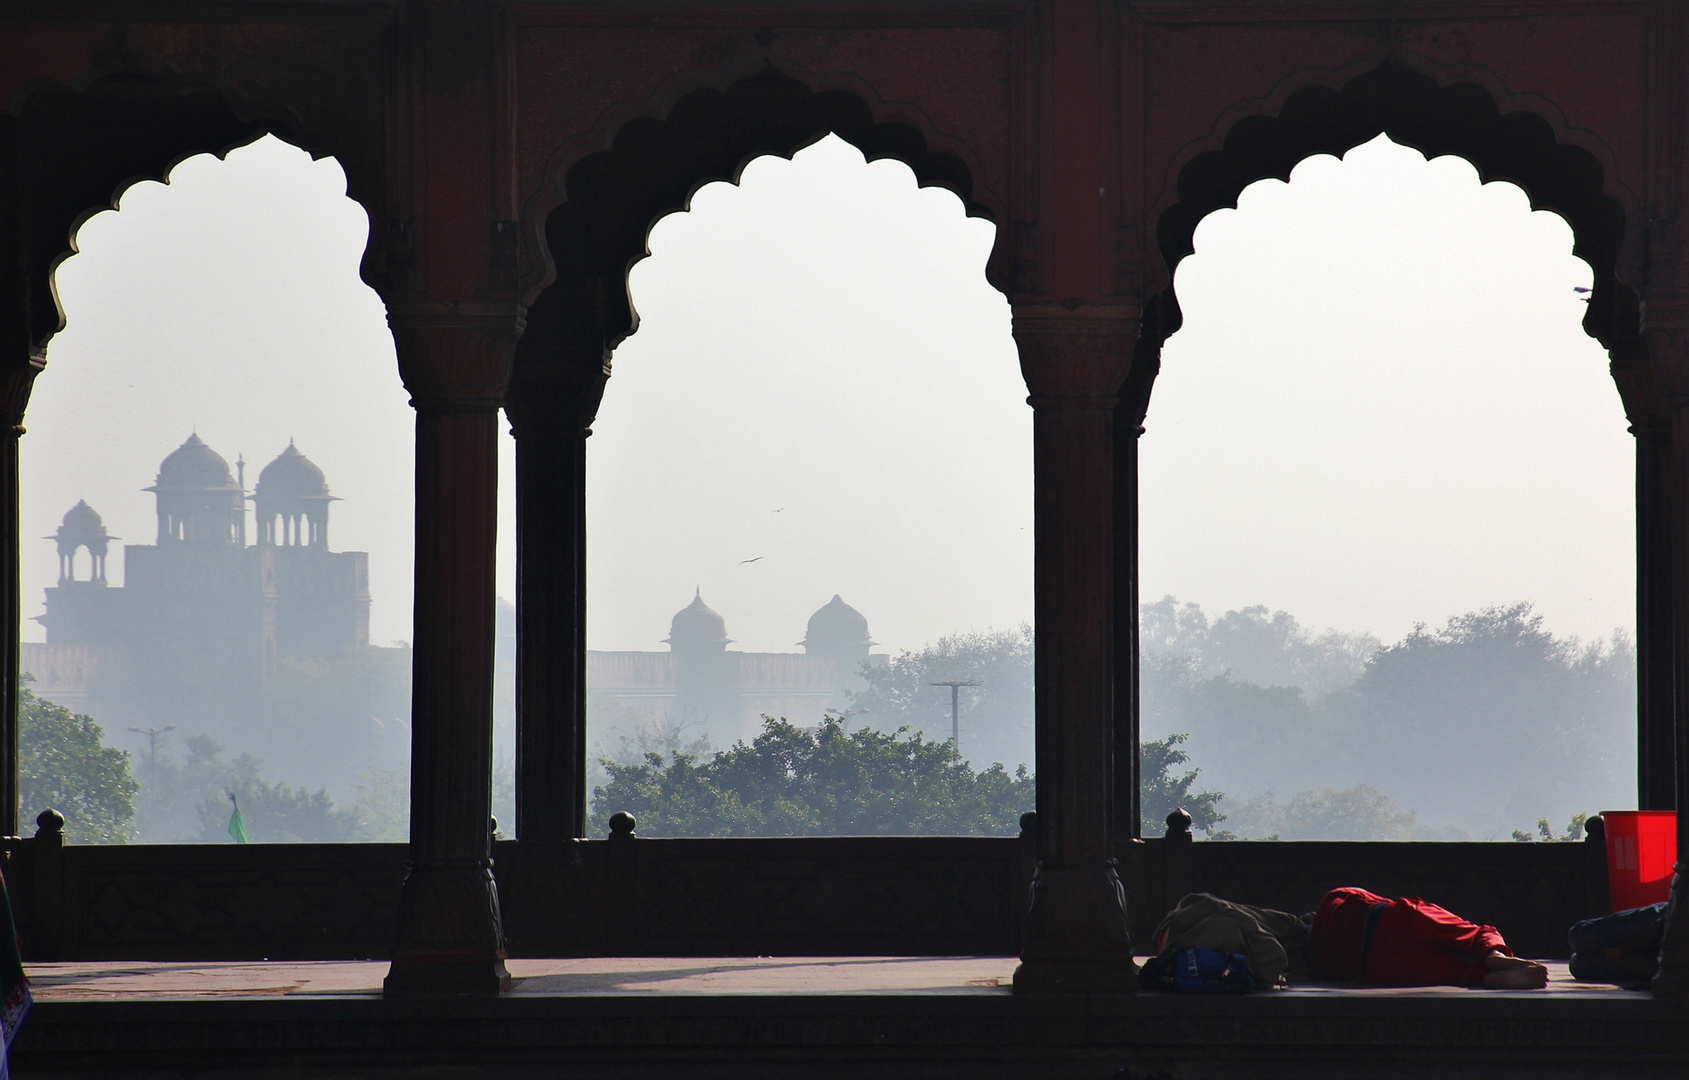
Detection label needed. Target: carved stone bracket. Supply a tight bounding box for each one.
[1012,306,1139,404]
[388,300,526,411]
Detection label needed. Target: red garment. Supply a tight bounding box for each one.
[1305,886,1511,987]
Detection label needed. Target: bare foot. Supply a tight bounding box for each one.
[1481,953,1548,989]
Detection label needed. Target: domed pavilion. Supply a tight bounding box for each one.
[254,439,340,548]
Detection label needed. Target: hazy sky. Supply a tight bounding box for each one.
[1143,135,1631,646]
[588,137,1027,654]
[23,130,1632,656]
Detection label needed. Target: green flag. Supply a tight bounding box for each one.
[227,793,248,844]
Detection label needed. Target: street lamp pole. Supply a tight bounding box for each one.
[126,724,176,775]
[928,681,979,754]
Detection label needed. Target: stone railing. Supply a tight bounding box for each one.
[0,809,1608,962]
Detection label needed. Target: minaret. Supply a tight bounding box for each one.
[235,455,247,546]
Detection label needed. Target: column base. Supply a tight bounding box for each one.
[384,862,511,997]
[1014,859,1137,994]
[384,957,512,997]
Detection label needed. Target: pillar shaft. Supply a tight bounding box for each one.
[0,117,31,837]
[385,301,522,997]
[1013,311,1137,994]
[1644,306,1689,997]
[1651,395,1689,996]
[0,359,39,839]
[1111,343,1158,846]
[511,428,587,839]
[1636,426,1676,810]
[506,334,608,842]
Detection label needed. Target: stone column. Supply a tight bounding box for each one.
[1634,422,1676,810]
[1112,345,1159,846]
[0,355,41,839]
[0,120,40,838]
[504,350,607,842]
[510,425,583,839]
[384,300,523,997]
[1647,308,1689,997]
[1012,310,1137,994]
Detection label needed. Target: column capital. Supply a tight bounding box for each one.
[505,349,610,441]
[388,300,526,411]
[0,351,45,436]
[1012,306,1140,404]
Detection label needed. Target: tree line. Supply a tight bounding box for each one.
[21,597,1633,843]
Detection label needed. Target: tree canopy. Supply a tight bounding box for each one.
[591,714,1229,840]
[20,680,138,844]
[1140,733,1228,838]
[1142,600,1633,839]
[591,714,1035,837]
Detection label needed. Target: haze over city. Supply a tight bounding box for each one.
[23,132,1631,660]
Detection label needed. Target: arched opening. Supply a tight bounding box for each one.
[17,125,412,845]
[505,71,1030,840]
[1137,68,1642,843]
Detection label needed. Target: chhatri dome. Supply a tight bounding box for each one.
[254,440,331,500]
[57,499,108,541]
[254,440,339,548]
[47,499,117,584]
[666,589,731,650]
[147,433,245,546]
[150,433,239,492]
[802,594,874,656]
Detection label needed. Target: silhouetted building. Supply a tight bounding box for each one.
[24,435,370,737]
[587,591,885,742]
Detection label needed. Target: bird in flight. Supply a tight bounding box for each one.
[772,508,785,513]
[741,556,764,564]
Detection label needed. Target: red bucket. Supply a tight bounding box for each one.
[1602,810,1677,911]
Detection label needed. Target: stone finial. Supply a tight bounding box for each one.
[1019,811,1038,836]
[608,811,637,840]
[1583,813,1605,844]
[35,808,65,840]
[1165,808,1193,838]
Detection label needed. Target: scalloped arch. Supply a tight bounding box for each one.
[1144,64,1638,361]
[515,64,998,375]
[8,70,383,353]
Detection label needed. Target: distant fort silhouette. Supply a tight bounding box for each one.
[585,591,889,745]
[24,434,882,759]
[23,434,373,758]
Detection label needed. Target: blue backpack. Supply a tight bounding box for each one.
[1138,946,1258,993]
